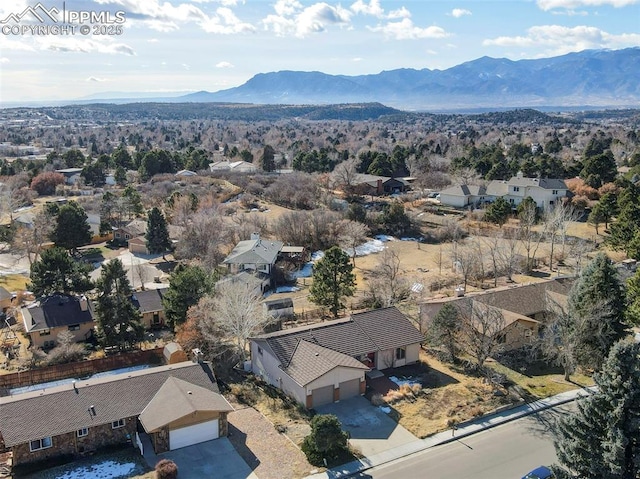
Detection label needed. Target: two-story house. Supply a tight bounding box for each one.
[486,173,569,210]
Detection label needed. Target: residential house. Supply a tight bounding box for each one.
[131,288,168,329]
[438,173,569,210]
[438,184,488,208]
[21,294,95,349]
[223,233,283,284]
[250,307,424,408]
[55,168,83,185]
[263,297,294,319]
[175,169,197,177]
[114,219,183,255]
[419,278,574,351]
[86,213,113,244]
[0,287,13,312]
[352,174,411,197]
[0,361,234,467]
[209,160,257,174]
[217,270,271,297]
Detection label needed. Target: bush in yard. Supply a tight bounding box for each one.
[301,414,349,466]
[155,459,178,479]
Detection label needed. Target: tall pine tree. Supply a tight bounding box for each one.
[51,201,92,253]
[553,341,640,479]
[309,246,356,318]
[145,207,171,258]
[95,259,144,351]
[567,253,629,371]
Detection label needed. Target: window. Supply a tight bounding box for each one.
[115,232,121,239]
[77,428,88,438]
[513,186,520,192]
[509,198,515,204]
[152,313,160,325]
[395,347,406,360]
[257,346,263,356]
[124,234,130,240]
[552,190,558,195]
[524,329,533,338]
[29,437,52,452]
[68,324,80,331]
[111,419,125,429]
[39,330,50,336]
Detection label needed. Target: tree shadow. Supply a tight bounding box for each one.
[226,422,260,472]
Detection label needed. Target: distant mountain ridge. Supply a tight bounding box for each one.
[181,48,640,111]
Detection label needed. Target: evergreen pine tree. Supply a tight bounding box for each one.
[95,259,144,351]
[51,201,92,253]
[553,341,640,479]
[145,207,171,258]
[309,246,356,318]
[425,303,460,362]
[162,264,212,327]
[29,247,93,297]
[567,253,629,370]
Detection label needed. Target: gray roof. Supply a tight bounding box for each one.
[0,361,220,446]
[440,184,486,197]
[485,181,509,196]
[285,340,369,386]
[22,294,94,333]
[0,287,11,301]
[506,176,568,190]
[252,307,423,383]
[223,238,283,265]
[131,288,167,314]
[139,376,233,432]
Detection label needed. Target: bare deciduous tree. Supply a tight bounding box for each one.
[337,219,370,267]
[12,210,55,267]
[518,202,543,273]
[175,206,231,269]
[197,281,277,361]
[365,248,410,307]
[497,229,521,282]
[330,157,361,197]
[458,301,506,369]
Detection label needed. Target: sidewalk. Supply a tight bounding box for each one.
[305,386,595,479]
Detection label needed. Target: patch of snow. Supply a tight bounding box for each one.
[54,460,136,479]
[291,262,313,278]
[275,286,300,293]
[346,238,386,258]
[310,251,325,262]
[379,406,392,414]
[400,237,423,242]
[374,234,395,242]
[389,375,421,388]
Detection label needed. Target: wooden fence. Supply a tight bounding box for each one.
[0,347,164,393]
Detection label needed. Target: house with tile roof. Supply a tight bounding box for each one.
[0,361,233,467]
[419,278,574,351]
[21,294,95,349]
[250,307,424,408]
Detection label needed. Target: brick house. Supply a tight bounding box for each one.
[21,294,95,349]
[0,361,233,468]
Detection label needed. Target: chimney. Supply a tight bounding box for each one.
[192,348,203,363]
[516,171,524,179]
[88,405,96,416]
[79,296,88,312]
[250,232,260,241]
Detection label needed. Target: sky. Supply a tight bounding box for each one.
[0,0,639,103]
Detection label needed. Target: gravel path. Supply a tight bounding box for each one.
[227,404,313,479]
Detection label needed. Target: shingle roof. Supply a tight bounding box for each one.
[223,238,284,265]
[506,176,568,190]
[139,376,233,432]
[131,289,167,314]
[439,184,486,197]
[285,340,369,386]
[21,294,94,333]
[252,307,423,384]
[0,287,11,301]
[0,361,220,447]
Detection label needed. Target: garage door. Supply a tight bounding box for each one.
[169,420,219,450]
[338,378,360,401]
[311,385,335,408]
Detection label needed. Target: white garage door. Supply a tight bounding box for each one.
[312,385,335,408]
[338,378,360,401]
[169,419,219,450]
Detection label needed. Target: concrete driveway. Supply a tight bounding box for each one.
[142,437,258,479]
[316,396,418,457]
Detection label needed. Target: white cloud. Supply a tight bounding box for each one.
[351,0,384,17]
[387,7,411,19]
[216,61,234,68]
[200,7,255,33]
[37,37,136,55]
[274,0,303,16]
[263,1,351,37]
[352,57,363,61]
[483,24,640,55]
[537,0,638,9]
[368,18,449,40]
[86,76,108,82]
[0,38,36,51]
[451,8,472,18]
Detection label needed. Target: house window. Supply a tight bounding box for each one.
[77,428,88,438]
[509,198,515,204]
[513,186,520,192]
[257,346,263,356]
[552,190,558,195]
[124,234,130,240]
[68,324,80,331]
[39,330,50,336]
[111,419,125,429]
[395,347,406,360]
[524,329,533,338]
[29,437,52,452]
[115,232,121,239]
[152,313,160,325]
[43,340,55,349]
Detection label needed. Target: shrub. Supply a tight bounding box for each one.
[301,414,349,466]
[155,459,178,479]
[31,172,65,196]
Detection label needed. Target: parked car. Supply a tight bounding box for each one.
[522,465,554,479]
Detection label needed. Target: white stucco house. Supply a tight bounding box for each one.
[438,184,488,208]
[250,307,424,408]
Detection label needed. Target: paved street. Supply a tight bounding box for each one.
[356,403,575,479]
